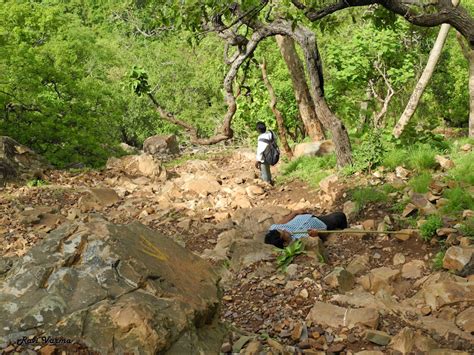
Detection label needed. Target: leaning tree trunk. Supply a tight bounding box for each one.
[260,59,293,158]
[275,35,326,141]
[393,0,460,138]
[457,32,474,138]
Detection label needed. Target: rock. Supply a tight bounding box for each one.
[462,210,474,219]
[362,219,377,230]
[402,203,418,217]
[456,307,474,333]
[346,254,370,275]
[394,229,418,241]
[286,264,299,277]
[401,260,425,279]
[365,329,391,346]
[293,140,334,158]
[245,185,265,197]
[228,239,274,272]
[443,246,474,271]
[390,327,415,354]
[436,228,457,237]
[291,322,304,341]
[355,351,385,355]
[395,166,410,179]
[0,136,49,186]
[428,350,470,355]
[232,206,289,238]
[413,274,474,310]
[306,301,379,329]
[324,267,355,292]
[459,237,472,248]
[343,200,358,220]
[435,155,455,170]
[143,134,179,155]
[183,177,221,197]
[232,336,252,353]
[232,195,252,209]
[106,154,167,180]
[327,343,345,353]
[267,338,284,352]
[0,221,224,354]
[221,342,232,353]
[319,174,338,194]
[300,237,326,262]
[299,289,309,299]
[358,267,400,293]
[242,339,261,354]
[393,253,406,265]
[460,143,472,152]
[411,194,437,215]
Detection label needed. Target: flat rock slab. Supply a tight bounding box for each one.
[0,220,222,354]
[306,301,379,329]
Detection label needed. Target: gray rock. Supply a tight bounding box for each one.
[143,134,179,156]
[0,221,224,354]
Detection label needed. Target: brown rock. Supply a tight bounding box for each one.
[402,203,418,217]
[443,246,474,271]
[401,260,425,279]
[358,267,400,293]
[306,301,379,329]
[39,345,55,355]
[393,253,406,265]
[291,322,304,341]
[435,155,455,170]
[143,134,179,155]
[394,229,417,241]
[318,174,339,194]
[346,254,370,276]
[221,342,232,353]
[362,219,377,230]
[462,209,474,219]
[343,200,358,220]
[456,307,474,333]
[436,228,457,237]
[324,267,355,292]
[267,338,284,352]
[395,166,410,179]
[327,343,345,353]
[242,340,262,355]
[390,327,415,354]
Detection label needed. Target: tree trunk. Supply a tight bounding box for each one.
[260,59,293,158]
[295,28,353,166]
[457,32,474,138]
[275,35,326,141]
[393,0,460,138]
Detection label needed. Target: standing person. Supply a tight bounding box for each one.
[255,121,273,184]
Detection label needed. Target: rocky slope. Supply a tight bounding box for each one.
[0,143,473,354]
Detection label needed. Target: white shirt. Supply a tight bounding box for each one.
[256,131,273,163]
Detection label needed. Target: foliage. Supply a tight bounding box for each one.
[128,66,151,96]
[432,250,445,270]
[276,239,305,271]
[343,130,386,174]
[449,153,474,186]
[442,187,474,214]
[409,172,432,193]
[351,187,388,212]
[278,155,336,187]
[406,144,438,172]
[420,215,443,241]
[26,178,48,187]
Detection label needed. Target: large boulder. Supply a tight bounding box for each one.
[143,134,179,156]
[292,140,334,159]
[0,136,49,186]
[0,220,225,354]
[106,153,167,181]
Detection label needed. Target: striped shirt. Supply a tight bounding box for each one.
[269,214,327,239]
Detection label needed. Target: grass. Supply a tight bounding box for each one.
[382,149,409,170]
[459,217,474,240]
[26,178,48,187]
[449,152,474,185]
[408,172,432,193]
[351,187,388,212]
[442,187,474,214]
[278,154,336,187]
[420,215,443,241]
[406,144,438,172]
[391,197,410,214]
[432,250,445,270]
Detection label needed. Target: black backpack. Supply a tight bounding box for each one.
[259,130,280,166]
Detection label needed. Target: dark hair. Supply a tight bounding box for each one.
[256,121,266,134]
[264,230,284,249]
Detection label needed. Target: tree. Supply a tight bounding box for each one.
[393,0,460,138]
[457,33,474,137]
[275,35,325,140]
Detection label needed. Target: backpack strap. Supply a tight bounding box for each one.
[258,131,275,144]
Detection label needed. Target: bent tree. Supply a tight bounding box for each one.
[134,0,474,166]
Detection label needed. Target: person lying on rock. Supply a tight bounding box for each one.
[264,211,347,249]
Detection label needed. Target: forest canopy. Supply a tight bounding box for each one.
[0,0,472,167]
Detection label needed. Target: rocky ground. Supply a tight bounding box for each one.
[0,142,473,354]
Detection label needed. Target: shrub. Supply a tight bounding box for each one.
[420,215,443,241]
[409,172,432,193]
[276,239,306,271]
[382,148,409,170]
[351,187,388,212]
[459,217,474,240]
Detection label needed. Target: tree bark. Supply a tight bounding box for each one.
[457,32,474,138]
[275,35,326,141]
[392,21,452,138]
[260,59,293,158]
